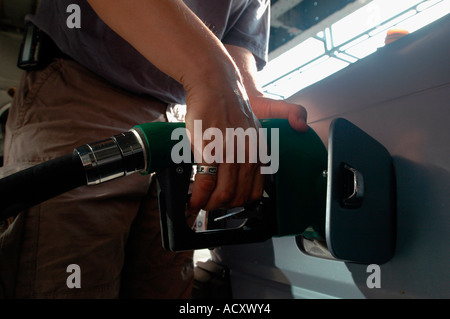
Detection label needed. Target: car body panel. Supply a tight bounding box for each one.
[213,14,450,299]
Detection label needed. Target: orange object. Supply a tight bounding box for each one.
[385,29,410,45]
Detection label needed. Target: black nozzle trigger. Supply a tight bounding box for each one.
[156,163,276,251]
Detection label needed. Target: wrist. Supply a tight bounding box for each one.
[181,49,242,91]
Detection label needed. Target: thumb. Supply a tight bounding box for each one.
[253,97,308,132]
[285,101,308,132]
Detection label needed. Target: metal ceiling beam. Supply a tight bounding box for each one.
[271,0,304,28]
[269,0,373,59]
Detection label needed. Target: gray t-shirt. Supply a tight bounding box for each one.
[28,0,270,104]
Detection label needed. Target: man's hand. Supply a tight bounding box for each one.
[87,0,265,213]
[86,1,300,215]
[185,70,265,214]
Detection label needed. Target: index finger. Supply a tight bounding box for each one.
[188,164,219,214]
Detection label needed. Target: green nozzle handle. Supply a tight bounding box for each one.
[134,119,328,238]
[133,121,186,174]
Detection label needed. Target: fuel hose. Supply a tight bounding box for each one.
[0,130,145,220]
[0,152,86,220]
[0,122,184,221]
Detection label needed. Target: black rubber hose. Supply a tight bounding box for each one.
[0,152,86,220]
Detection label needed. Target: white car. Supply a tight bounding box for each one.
[202,13,450,299]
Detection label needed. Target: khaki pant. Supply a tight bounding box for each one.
[0,58,194,298]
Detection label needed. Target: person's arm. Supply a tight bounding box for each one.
[86,0,232,87]
[86,0,264,212]
[225,44,308,132]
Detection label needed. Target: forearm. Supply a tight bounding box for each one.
[86,0,238,86]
